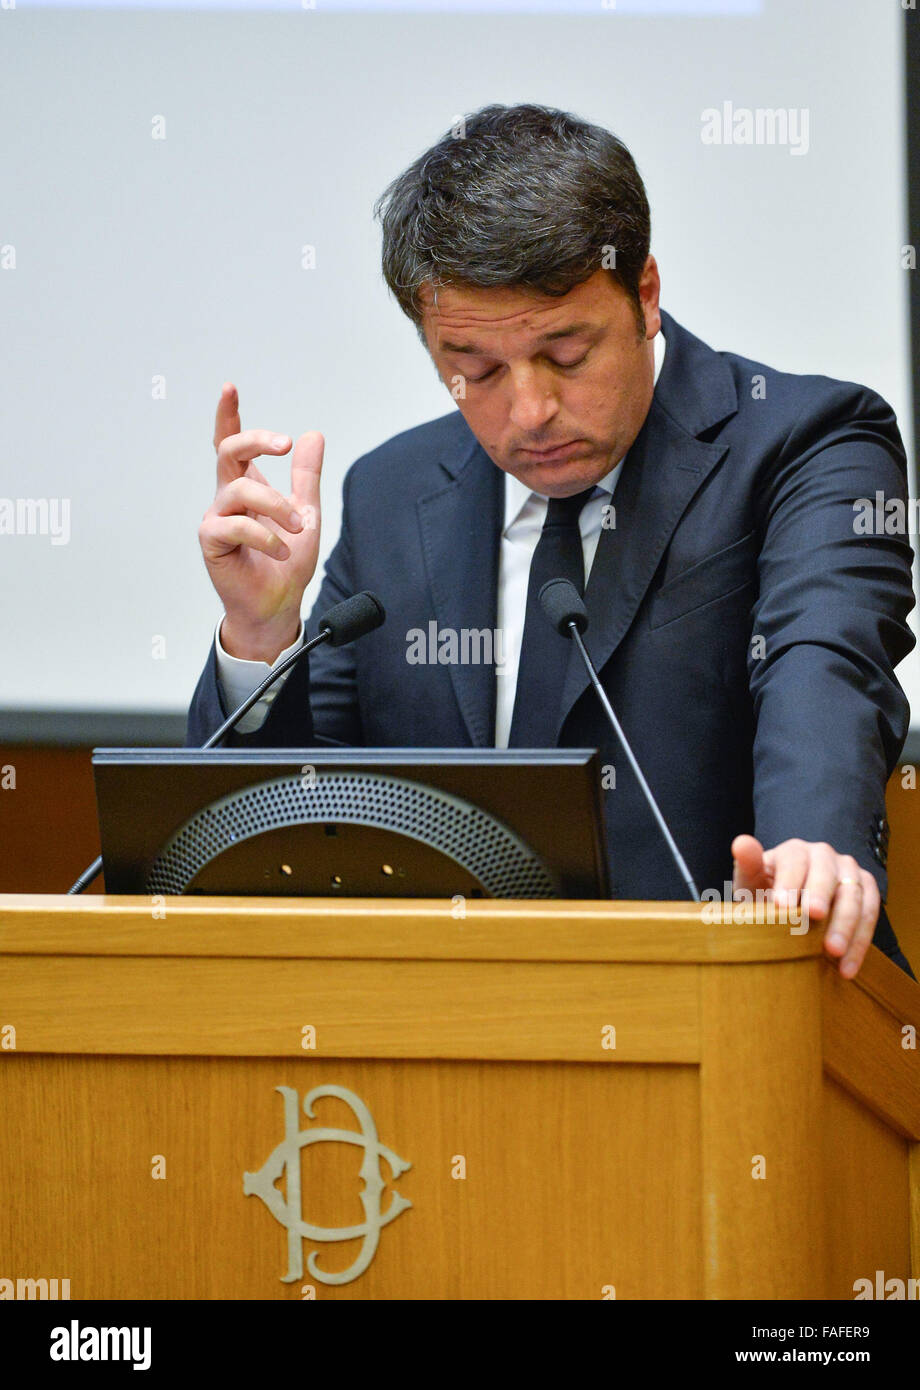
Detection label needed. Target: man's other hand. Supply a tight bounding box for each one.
[731,833,880,979]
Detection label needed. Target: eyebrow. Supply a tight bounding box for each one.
[438,323,596,355]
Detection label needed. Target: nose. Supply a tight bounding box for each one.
[507,365,559,434]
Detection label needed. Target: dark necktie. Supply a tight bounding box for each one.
[507,487,595,747]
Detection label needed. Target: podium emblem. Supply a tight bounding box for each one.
[244,1084,412,1286]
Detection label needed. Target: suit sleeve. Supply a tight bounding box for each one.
[747,381,916,904]
[184,466,366,749]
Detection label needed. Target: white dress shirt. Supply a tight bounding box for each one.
[215,330,666,737]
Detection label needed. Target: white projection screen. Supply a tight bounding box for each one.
[0,0,917,748]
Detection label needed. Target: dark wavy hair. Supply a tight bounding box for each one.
[374,103,651,340]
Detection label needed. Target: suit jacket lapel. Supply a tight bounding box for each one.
[417,435,504,746]
[555,310,738,739]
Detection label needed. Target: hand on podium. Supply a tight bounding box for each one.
[732,832,879,980]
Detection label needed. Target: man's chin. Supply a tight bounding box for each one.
[503,450,608,497]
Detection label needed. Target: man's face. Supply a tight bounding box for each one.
[420,260,661,498]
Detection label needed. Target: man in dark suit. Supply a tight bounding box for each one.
[188,104,916,978]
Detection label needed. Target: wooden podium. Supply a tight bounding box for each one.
[1,893,918,1301]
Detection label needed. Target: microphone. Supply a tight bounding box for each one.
[318,590,386,647]
[66,591,386,895]
[539,578,700,902]
[540,577,588,635]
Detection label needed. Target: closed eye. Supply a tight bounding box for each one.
[468,352,590,385]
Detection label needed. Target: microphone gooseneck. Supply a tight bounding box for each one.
[538,578,700,903]
[202,591,385,751]
[66,591,387,896]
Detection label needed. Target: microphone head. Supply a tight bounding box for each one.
[318,590,386,647]
[539,578,588,636]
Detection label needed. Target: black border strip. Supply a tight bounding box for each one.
[908,4,919,496]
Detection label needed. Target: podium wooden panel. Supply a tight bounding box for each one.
[1,894,918,1301]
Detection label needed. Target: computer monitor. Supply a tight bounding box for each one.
[93,747,609,900]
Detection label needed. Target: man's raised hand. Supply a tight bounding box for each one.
[198,383,324,662]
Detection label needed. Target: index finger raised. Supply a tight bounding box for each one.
[214,382,242,454]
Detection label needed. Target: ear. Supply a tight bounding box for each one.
[639,255,661,339]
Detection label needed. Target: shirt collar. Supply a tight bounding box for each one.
[503,326,666,530]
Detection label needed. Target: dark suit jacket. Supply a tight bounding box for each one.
[187,309,917,973]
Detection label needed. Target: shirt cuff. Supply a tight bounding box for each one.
[214,616,305,734]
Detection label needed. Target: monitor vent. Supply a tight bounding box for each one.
[146,771,556,897]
